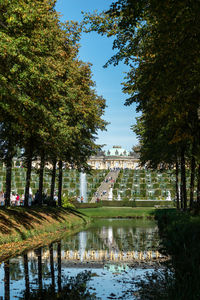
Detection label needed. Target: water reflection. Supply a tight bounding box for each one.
[62,219,159,254]
[0,219,159,299]
[24,254,30,298]
[4,260,9,300]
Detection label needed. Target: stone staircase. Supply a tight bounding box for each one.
[91,170,120,203]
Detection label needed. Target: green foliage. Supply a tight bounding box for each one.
[101,201,136,207]
[152,210,200,299]
[114,183,119,189]
[70,182,76,189]
[62,195,75,209]
[0,0,107,206]
[125,189,131,197]
[113,189,117,195]
[127,183,132,189]
[83,0,200,210]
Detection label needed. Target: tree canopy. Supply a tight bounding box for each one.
[0,0,107,205]
[83,0,200,209]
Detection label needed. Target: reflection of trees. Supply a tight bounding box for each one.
[57,241,61,293]
[24,254,30,299]
[49,243,55,291]
[2,222,161,299]
[19,244,96,300]
[30,258,38,277]
[62,230,107,252]
[35,247,42,291]
[9,260,23,281]
[59,223,160,253]
[4,260,10,300]
[20,271,95,300]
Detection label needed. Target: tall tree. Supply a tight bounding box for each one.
[83,0,200,208]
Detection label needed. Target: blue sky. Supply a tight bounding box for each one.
[55,0,139,151]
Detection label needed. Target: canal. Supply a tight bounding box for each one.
[0,218,161,299]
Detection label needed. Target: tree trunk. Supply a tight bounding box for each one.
[175,160,180,209]
[189,155,196,209]
[24,146,33,207]
[38,152,45,205]
[5,157,12,207]
[49,243,55,291]
[197,164,200,204]
[181,147,187,211]
[50,159,57,203]
[57,241,62,292]
[24,254,30,298]
[58,160,63,207]
[4,260,10,300]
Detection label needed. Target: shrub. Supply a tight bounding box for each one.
[125,189,131,196]
[73,202,100,208]
[135,200,174,207]
[113,189,117,195]
[101,200,135,207]
[153,183,159,189]
[62,195,75,209]
[140,183,146,189]
[140,189,146,197]
[127,183,132,189]
[114,183,119,189]
[154,189,161,196]
[70,182,76,189]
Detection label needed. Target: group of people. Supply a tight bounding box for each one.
[0,189,57,206]
[104,176,114,184]
[11,193,24,206]
[0,191,25,206]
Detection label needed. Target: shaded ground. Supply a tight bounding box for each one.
[0,207,89,261]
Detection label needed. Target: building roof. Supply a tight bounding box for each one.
[105,146,130,156]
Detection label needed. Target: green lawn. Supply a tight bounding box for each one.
[78,207,157,218]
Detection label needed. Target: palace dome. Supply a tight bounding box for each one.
[106,146,129,156]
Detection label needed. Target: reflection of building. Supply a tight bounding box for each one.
[88,146,140,170]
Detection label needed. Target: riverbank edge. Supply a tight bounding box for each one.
[0,207,90,261]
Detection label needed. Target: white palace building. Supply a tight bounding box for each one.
[88,146,140,170]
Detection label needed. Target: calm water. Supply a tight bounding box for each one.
[0,218,160,299]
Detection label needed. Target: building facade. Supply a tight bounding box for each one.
[88,146,140,170]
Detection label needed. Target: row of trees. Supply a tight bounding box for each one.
[0,0,106,207]
[83,0,200,210]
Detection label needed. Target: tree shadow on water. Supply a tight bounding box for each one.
[20,270,98,300]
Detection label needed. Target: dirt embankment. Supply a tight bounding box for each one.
[0,207,89,261]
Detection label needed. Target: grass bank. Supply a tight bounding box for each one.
[0,207,89,261]
[78,207,158,218]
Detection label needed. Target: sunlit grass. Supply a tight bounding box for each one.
[78,207,157,218]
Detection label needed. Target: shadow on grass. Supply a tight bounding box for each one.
[65,207,89,224]
[0,206,85,238]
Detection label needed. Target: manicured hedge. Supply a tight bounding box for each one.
[101,201,135,207]
[134,200,174,207]
[72,202,100,208]
[73,200,174,208]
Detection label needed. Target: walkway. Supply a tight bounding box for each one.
[91,170,120,203]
